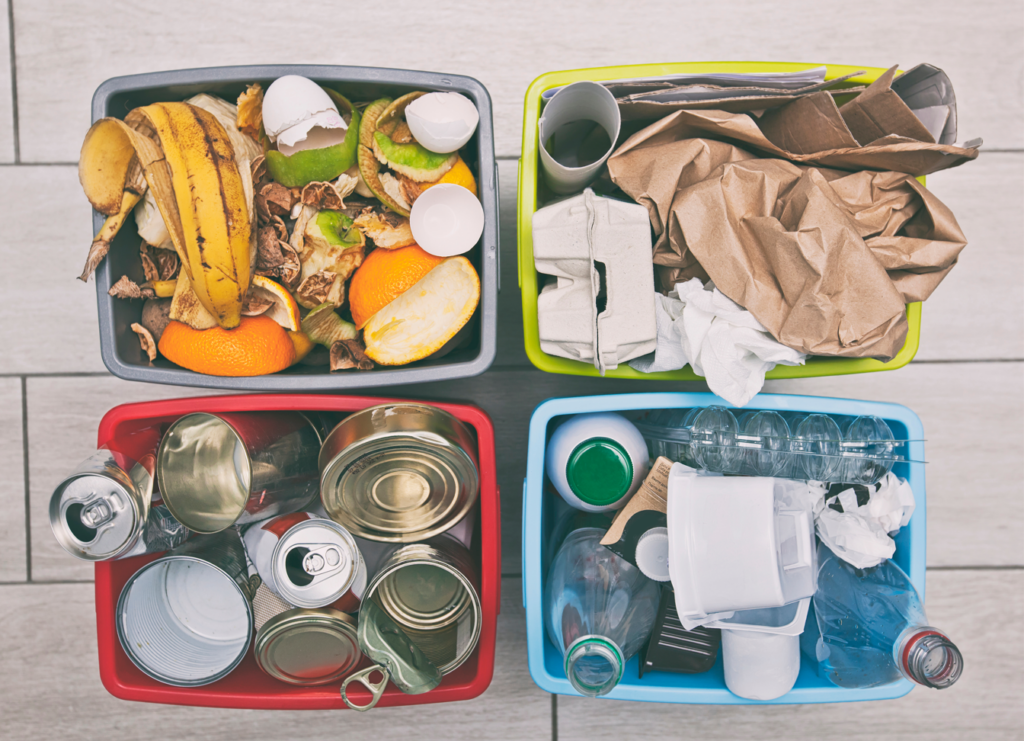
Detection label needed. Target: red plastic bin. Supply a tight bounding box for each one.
[93,394,500,709]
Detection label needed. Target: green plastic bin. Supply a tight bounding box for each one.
[517,62,922,381]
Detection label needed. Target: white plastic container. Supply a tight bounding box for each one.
[666,466,817,628]
[545,412,650,512]
[710,598,810,701]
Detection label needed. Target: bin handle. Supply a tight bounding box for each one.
[341,664,389,712]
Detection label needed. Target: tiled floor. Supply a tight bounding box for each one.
[1,1,1022,739]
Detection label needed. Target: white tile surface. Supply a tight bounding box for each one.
[557,570,1023,741]
[10,0,1023,162]
[0,165,104,374]
[0,377,25,581]
[0,577,550,741]
[0,1,14,161]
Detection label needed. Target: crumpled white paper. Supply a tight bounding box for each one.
[629,279,806,406]
[816,474,916,569]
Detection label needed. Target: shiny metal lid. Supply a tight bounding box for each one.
[320,405,479,543]
[255,607,360,686]
[49,451,151,561]
[271,519,362,609]
[357,598,442,695]
[375,562,472,631]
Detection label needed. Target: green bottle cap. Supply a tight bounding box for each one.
[566,438,633,507]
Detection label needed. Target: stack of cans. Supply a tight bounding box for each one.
[49,403,483,708]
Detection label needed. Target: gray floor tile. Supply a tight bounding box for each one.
[557,570,1023,741]
[10,0,1023,162]
[0,376,25,581]
[27,376,219,581]
[917,153,1024,361]
[764,362,1024,567]
[1,576,551,741]
[0,165,105,374]
[0,2,14,162]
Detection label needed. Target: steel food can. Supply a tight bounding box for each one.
[158,411,322,534]
[116,530,258,687]
[319,404,479,543]
[242,513,366,610]
[363,534,482,675]
[49,447,188,561]
[252,582,362,686]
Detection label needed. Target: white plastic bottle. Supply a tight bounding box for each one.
[545,412,649,512]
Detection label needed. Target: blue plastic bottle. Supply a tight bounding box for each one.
[803,543,963,690]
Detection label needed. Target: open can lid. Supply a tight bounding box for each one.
[255,608,360,686]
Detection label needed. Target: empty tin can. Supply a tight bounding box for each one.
[252,582,362,686]
[242,512,366,610]
[363,534,482,675]
[158,411,321,534]
[49,446,188,561]
[319,404,479,542]
[116,530,258,687]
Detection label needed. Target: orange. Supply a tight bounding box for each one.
[158,315,297,376]
[420,157,477,196]
[248,275,302,331]
[348,245,444,329]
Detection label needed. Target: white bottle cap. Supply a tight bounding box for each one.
[635,527,670,582]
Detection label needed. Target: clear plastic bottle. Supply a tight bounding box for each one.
[804,543,963,689]
[545,527,660,696]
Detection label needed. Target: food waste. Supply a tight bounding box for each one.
[78,76,483,376]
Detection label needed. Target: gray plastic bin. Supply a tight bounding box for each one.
[90,65,498,390]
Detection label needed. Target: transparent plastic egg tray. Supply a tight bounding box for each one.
[631,407,918,485]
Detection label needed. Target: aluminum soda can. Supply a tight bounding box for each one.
[49,447,188,561]
[319,404,479,543]
[116,530,259,687]
[252,582,362,686]
[242,512,366,611]
[362,534,482,676]
[157,411,322,534]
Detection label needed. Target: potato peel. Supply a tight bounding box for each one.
[131,323,158,362]
[109,275,155,300]
[330,339,374,371]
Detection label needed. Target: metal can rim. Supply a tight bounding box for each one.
[116,554,255,687]
[157,413,252,535]
[270,519,362,609]
[49,468,145,561]
[254,607,360,686]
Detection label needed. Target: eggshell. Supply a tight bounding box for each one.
[262,75,348,155]
[406,93,479,154]
[410,183,484,257]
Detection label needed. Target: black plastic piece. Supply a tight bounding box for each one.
[640,584,720,677]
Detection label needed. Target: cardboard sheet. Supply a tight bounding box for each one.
[608,134,968,360]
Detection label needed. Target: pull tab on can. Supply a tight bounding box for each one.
[301,544,346,577]
[80,496,118,529]
[341,665,389,711]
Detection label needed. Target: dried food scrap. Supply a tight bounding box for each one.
[251,154,268,188]
[261,182,297,217]
[296,270,343,308]
[255,230,301,289]
[242,292,274,316]
[353,207,416,249]
[139,243,160,283]
[109,275,155,299]
[79,239,110,282]
[237,83,264,143]
[330,339,375,371]
[131,323,158,362]
[155,250,180,281]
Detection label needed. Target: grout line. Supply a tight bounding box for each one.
[20,375,30,581]
[6,0,18,162]
[0,161,77,167]
[551,694,558,741]
[0,579,94,586]
[0,372,111,378]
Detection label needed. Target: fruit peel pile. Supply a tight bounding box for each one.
[78,76,483,377]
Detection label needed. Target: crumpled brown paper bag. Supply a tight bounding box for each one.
[608,124,968,360]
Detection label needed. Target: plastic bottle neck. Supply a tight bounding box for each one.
[894,625,963,689]
[564,636,624,697]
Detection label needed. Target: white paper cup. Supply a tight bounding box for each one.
[410,184,485,257]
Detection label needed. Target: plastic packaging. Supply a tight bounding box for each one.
[533,189,657,374]
[544,528,660,697]
[635,406,906,484]
[805,543,963,690]
[545,412,650,512]
[710,599,810,700]
[667,466,818,628]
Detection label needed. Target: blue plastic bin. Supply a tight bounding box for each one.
[523,392,927,704]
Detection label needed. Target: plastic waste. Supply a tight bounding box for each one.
[544,528,660,697]
[546,412,650,512]
[803,542,963,689]
[634,407,906,485]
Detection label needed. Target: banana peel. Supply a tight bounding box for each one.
[169,269,218,330]
[79,102,251,329]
